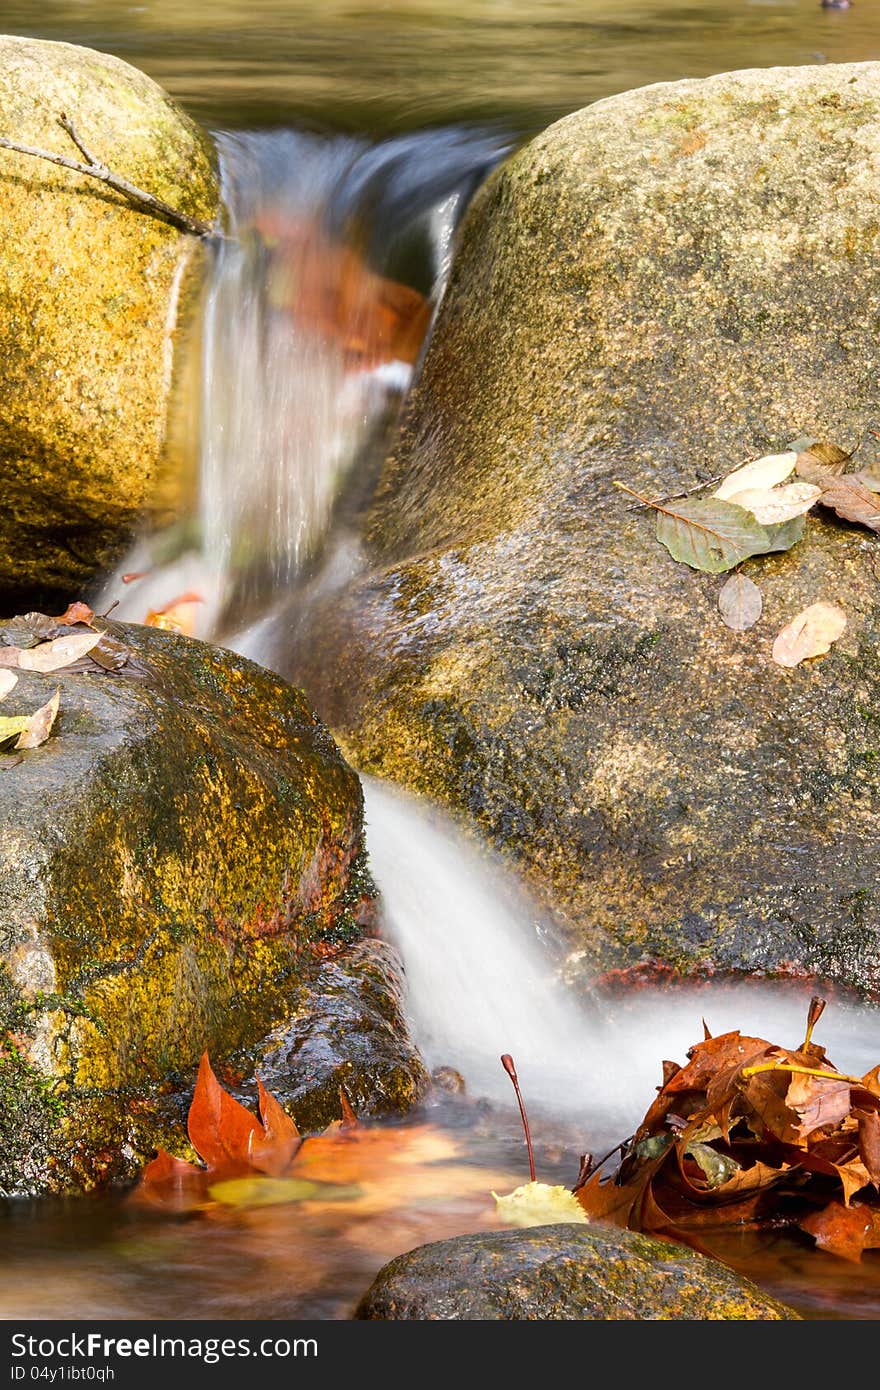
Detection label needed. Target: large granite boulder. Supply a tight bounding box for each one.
[288,64,880,998]
[0,36,218,607]
[355,1224,799,1319]
[0,620,374,1194]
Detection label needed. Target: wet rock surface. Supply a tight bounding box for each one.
[0,620,367,1194]
[0,36,218,607]
[355,1223,799,1319]
[251,939,430,1131]
[289,64,880,998]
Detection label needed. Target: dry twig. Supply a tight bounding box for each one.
[0,112,216,238]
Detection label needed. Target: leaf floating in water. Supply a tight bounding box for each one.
[718,574,763,631]
[772,602,847,668]
[207,1176,322,1208]
[725,482,821,526]
[18,631,103,672]
[492,1182,588,1228]
[800,1200,880,1264]
[0,670,18,700]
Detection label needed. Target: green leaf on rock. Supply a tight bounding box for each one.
[655,497,778,573]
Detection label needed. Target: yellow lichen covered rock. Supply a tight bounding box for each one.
[0,36,218,606]
[0,621,384,1195]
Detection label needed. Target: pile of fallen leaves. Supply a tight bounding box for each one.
[0,603,129,755]
[575,999,880,1263]
[619,438,880,666]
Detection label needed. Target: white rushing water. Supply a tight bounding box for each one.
[363,777,880,1141]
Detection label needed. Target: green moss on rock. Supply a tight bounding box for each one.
[355,1224,800,1320]
[0,620,374,1193]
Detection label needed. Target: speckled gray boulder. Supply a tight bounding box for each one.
[355,1224,799,1319]
[288,64,880,997]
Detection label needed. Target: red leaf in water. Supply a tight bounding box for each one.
[801,1200,880,1263]
[138,1148,206,1211]
[248,1078,302,1176]
[187,1052,263,1174]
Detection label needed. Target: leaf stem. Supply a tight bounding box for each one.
[501,1054,536,1183]
[741,1062,860,1085]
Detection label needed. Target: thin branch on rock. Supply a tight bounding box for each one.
[0,112,216,238]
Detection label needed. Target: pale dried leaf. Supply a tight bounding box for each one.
[18,631,102,673]
[713,452,797,501]
[772,603,847,669]
[492,1182,588,1228]
[0,670,18,700]
[726,482,821,526]
[15,690,60,749]
[718,574,763,632]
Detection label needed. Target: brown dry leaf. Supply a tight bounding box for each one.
[795,451,880,532]
[726,482,821,526]
[53,602,95,627]
[718,573,763,632]
[785,1070,851,1141]
[89,634,129,671]
[772,602,847,668]
[794,443,853,483]
[800,1199,880,1263]
[18,631,103,672]
[713,452,797,500]
[14,690,60,750]
[856,1110,880,1185]
[0,670,18,700]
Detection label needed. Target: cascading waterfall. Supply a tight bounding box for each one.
[102,122,879,1137]
[363,777,880,1141]
[101,125,504,637]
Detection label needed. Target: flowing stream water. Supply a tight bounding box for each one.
[3,0,880,1321]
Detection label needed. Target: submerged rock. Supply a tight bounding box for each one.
[0,37,218,608]
[0,621,370,1195]
[355,1224,799,1320]
[290,63,880,998]
[251,939,430,1131]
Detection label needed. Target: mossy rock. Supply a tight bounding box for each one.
[0,36,219,608]
[355,1224,799,1319]
[246,939,430,1132]
[288,64,880,999]
[0,620,371,1195]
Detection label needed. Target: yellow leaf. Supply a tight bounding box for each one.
[491,1181,588,1228]
[714,452,798,501]
[207,1177,321,1207]
[772,603,847,668]
[726,482,821,526]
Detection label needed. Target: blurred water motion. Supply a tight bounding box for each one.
[4,0,878,134]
